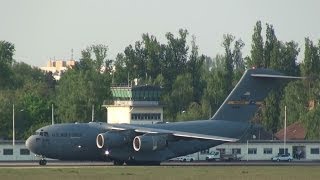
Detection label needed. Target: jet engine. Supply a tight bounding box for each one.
[96,130,134,149]
[133,134,168,152]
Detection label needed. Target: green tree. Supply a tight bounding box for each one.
[164,73,193,120]
[11,62,47,88]
[112,53,128,84]
[142,34,164,80]
[301,38,320,78]
[281,41,300,75]
[187,35,205,103]
[203,55,228,115]
[162,29,189,91]
[303,106,320,139]
[0,59,54,140]
[0,90,15,139]
[248,21,264,68]
[0,41,15,89]
[232,38,245,85]
[176,102,204,121]
[270,41,299,75]
[78,44,110,73]
[261,90,281,133]
[278,81,308,125]
[261,39,299,134]
[56,45,111,123]
[92,44,109,72]
[55,70,87,122]
[222,34,234,92]
[233,39,245,71]
[17,81,52,139]
[264,23,277,68]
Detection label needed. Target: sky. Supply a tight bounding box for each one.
[1,0,319,67]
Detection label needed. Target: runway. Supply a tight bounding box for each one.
[1,160,320,167]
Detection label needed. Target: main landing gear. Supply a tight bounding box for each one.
[39,158,47,166]
[113,160,124,166]
[114,160,161,166]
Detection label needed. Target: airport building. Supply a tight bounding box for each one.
[103,84,163,125]
[195,140,320,161]
[40,59,76,80]
[0,140,37,161]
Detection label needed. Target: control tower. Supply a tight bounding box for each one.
[103,85,163,124]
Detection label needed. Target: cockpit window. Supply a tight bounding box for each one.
[38,132,49,137]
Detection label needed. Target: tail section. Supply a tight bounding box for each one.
[211,68,303,122]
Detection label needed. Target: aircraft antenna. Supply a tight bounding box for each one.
[71,49,74,60]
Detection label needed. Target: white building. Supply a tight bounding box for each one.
[40,59,75,80]
[1,140,320,161]
[195,140,320,161]
[103,85,163,125]
[0,140,37,161]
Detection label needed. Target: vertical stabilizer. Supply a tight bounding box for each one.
[211,68,302,122]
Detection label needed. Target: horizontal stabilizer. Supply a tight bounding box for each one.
[251,74,305,79]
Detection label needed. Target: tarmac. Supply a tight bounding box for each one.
[1,160,320,167]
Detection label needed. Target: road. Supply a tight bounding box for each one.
[1,160,320,167]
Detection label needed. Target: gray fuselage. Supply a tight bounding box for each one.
[26,120,249,162]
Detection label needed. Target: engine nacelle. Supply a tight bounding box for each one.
[96,130,134,149]
[133,134,168,152]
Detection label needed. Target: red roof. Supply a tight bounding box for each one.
[275,122,306,140]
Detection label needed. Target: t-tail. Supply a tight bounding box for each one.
[211,68,303,122]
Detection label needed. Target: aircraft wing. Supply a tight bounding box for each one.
[109,124,238,142]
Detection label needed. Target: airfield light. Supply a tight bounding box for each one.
[105,150,110,156]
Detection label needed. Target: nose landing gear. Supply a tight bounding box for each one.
[39,158,47,166]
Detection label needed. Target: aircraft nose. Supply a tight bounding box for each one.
[25,136,38,154]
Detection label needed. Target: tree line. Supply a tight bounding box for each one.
[1,21,320,140]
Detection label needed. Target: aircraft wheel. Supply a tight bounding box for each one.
[190,159,193,162]
[113,160,124,166]
[39,159,47,166]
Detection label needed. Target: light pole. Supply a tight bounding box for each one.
[12,105,25,146]
[92,105,94,122]
[52,104,54,125]
[12,104,15,146]
[284,106,287,154]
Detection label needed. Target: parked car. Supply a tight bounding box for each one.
[205,151,240,161]
[176,155,194,162]
[271,154,293,162]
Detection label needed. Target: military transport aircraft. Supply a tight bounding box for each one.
[25,68,301,165]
